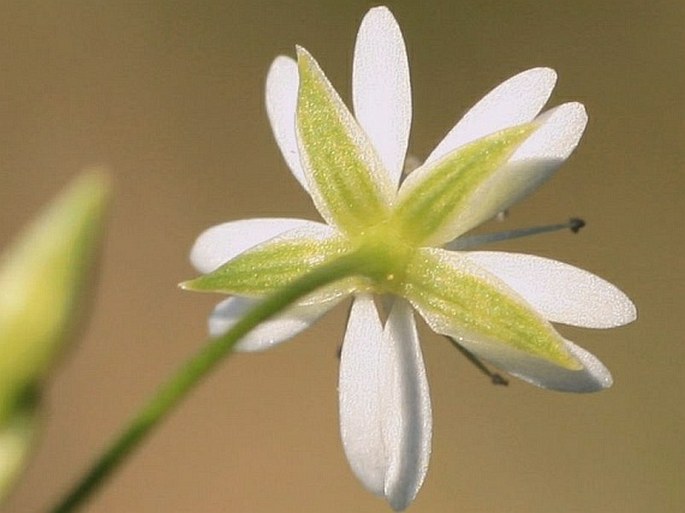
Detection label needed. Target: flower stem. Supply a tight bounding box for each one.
[47,252,365,513]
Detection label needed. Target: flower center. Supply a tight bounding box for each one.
[351,220,417,294]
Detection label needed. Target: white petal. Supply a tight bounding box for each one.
[426,68,557,165]
[441,102,588,237]
[382,299,431,511]
[353,6,411,187]
[455,335,613,393]
[190,218,328,273]
[464,252,637,328]
[511,102,588,167]
[480,102,588,221]
[339,295,387,496]
[339,296,431,511]
[209,296,341,351]
[266,56,308,190]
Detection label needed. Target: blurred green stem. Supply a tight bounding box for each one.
[48,252,364,513]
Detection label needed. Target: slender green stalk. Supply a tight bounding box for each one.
[48,252,365,513]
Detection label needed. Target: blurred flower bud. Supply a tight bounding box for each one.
[0,170,110,500]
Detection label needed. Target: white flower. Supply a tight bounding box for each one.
[185,7,636,510]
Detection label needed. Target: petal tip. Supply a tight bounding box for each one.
[600,370,614,390]
[528,66,558,88]
[536,101,588,130]
[557,341,614,393]
[572,101,589,125]
[592,279,637,328]
[368,5,392,15]
[579,368,614,393]
[266,55,298,89]
[617,297,638,326]
[626,301,638,323]
[269,54,296,71]
[362,6,398,26]
[560,101,589,129]
[387,495,412,511]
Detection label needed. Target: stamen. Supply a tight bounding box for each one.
[446,336,509,386]
[448,217,585,250]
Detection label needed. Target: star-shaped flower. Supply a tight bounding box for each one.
[185,7,636,510]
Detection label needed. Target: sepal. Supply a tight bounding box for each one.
[403,248,580,369]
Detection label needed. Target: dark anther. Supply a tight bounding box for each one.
[490,373,509,386]
[569,217,586,233]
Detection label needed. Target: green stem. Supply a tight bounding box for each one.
[48,252,365,513]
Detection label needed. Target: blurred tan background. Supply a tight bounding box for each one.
[0,1,682,512]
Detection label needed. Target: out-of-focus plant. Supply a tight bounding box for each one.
[0,171,110,501]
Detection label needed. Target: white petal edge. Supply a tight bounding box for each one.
[190,218,328,273]
[353,6,411,187]
[456,335,613,393]
[463,251,637,328]
[439,102,588,240]
[266,56,308,191]
[209,295,342,351]
[425,67,557,165]
[382,299,432,511]
[339,296,431,511]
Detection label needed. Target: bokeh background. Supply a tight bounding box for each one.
[1,1,682,512]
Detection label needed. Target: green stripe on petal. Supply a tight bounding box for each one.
[402,248,580,369]
[392,125,535,246]
[182,232,352,300]
[296,47,393,234]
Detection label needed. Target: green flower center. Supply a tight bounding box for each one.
[351,220,418,294]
